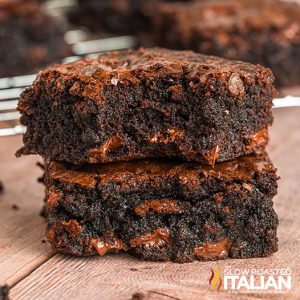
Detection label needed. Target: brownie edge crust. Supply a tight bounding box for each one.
[45,152,279,262]
[17,48,275,166]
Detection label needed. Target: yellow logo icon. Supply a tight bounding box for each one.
[209,266,222,292]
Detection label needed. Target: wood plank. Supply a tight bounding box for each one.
[9,106,300,299]
[0,136,55,286]
[8,254,289,300]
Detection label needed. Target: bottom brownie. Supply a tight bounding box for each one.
[45,152,279,262]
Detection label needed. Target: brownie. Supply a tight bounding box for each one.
[151,0,300,87]
[69,0,139,34]
[17,48,275,166]
[69,0,193,34]
[0,1,70,78]
[45,152,279,262]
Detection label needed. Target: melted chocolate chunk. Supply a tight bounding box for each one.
[90,237,125,256]
[130,228,171,248]
[245,128,269,151]
[194,238,230,260]
[134,199,182,217]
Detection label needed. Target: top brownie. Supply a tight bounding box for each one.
[17,48,275,165]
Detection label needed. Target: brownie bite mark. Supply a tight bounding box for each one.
[45,152,279,262]
[17,48,275,165]
[152,0,300,87]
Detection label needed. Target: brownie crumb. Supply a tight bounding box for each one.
[11,204,19,211]
[0,285,9,300]
[0,181,3,194]
[130,268,138,272]
[131,292,145,300]
[39,204,47,218]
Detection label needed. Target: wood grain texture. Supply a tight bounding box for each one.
[7,106,300,300]
[0,136,55,286]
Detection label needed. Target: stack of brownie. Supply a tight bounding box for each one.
[17,48,279,262]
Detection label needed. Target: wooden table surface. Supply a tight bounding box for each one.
[1,95,300,299]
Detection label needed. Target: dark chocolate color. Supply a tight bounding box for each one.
[17,48,275,165]
[45,152,279,262]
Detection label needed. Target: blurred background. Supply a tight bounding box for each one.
[0,0,299,137]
